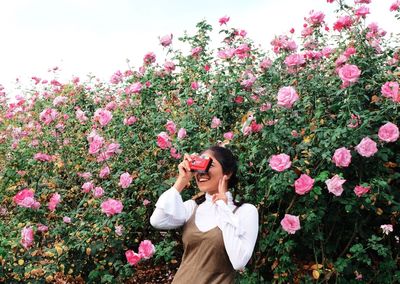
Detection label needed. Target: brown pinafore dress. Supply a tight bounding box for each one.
[172,205,238,284]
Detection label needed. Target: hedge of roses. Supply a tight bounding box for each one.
[1,0,400,283]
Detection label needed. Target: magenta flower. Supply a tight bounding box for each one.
[165,120,177,135]
[223,132,234,140]
[99,166,111,179]
[82,181,94,193]
[354,185,370,197]
[381,82,399,102]
[280,214,301,234]
[101,198,123,217]
[218,15,230,25]
[124,116,137,126]
[126,250,142,266]
[13,189,40,209]
[143,52,156,65]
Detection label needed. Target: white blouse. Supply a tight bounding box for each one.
[150,187,259,270]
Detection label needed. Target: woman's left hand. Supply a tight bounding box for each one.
[212,175,229,204]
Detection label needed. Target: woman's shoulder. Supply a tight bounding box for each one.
[235,203,258,215]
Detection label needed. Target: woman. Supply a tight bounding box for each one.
[150,146,259,284]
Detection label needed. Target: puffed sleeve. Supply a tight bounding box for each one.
[150,187,196,230]
[215,201,259,270]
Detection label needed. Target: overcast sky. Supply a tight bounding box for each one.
[0,0,398,93]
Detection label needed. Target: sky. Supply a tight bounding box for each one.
[0,0,399,94]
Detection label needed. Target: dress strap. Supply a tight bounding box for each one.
[233,205,240,214]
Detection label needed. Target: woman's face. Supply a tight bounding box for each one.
[194,151,226,195]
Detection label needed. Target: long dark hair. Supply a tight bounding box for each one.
[193,146,243,207]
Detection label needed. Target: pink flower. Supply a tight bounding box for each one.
[37,224,48,232]
[187,97,194,106]
[143,199,151,206]
[280,214,301,234]
[294,174,315,195]
[63,216,71,223]
[99,166,111,179]
[13,189,40,209]
[93,187,104,198]
[48,193,61,212]
[126,250,142,266]
[75,109,88,124]
[260,58,272,70]
[177,128,187,140]
[235,44,251,59]
[219,16,230,25]
[277,86,299,109]
[381,82,399,102]
[260,103,272,112]
[160,34,173,47]
[165,120,177,135]
[354,185,370,197]
[138,240,156,259]
[355,137,378,157]
[380,224,393,235]
[211,116,221,128]
[39,108,58,125]
[191,81,199,90]
[332,147,352,168]
[101,198,123,217]
[333,15,353,31]
[390,1,400,12]
[115,225,124,236]
[308,10,325,25]
[157,132,171,149]
[378,122,399,142]
[217,48,236,60]
[240,73,256,89]
[284,54,305,67]
[347,113,361,128]
[223,132,234,140]
[53,96,67,107]
[88,134,104,155]
[124,116,137,126]
[355,6,370,17]
[110,70,123,84]
[21,226,34,249]
[93,108,112,126]
[191,47,202,57]
[338,64,361,86]
[126,82,143,94]
[325,175,346,196]
[269,154,291,172]
[119,172,132,189]
[170,147,182,160]
[82,181,94,193]
[143,52,156,65]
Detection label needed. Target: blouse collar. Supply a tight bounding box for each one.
[205,191,234,205]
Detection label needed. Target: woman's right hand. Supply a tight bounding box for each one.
[173,153,194,193]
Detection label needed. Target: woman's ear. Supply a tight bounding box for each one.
[225,172,233,179]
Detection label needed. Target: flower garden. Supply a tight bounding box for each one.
[1,0,400,283]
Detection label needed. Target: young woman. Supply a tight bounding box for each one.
[150,146,259,284]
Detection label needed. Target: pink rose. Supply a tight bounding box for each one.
[177,128,187,140]
[119,172,132,189]
[355,6,370,17]
[219,16,230,25]
[380,224,393,235]
[156,132,171,149]
[53,96,67,107]
[333,15,353,31]
[82,181,94,193]
[37,224,48,232]
[143,199,151,206]
[123,116,137,126]
[294,174,315,195]
[99,166,111,179]
[88,134,104,155]
[269,153,291,172]
[284,54,305,67]
[170,148,182,160]
[332,147,352,168]
[93,186,104,198]
[164,61,176,72]
[308,10,325,25]
[39,108,58,125]
[355,137,378,157]
[187,97,194,106]
[21,226,34,249]
[280,214,301,234]
[277,86,299,108]
[338,64,361,86]
[34,153,53,162]
[115,225,124,236]
[260,58,272,70]
[325,175,346,196]
[101,198,123,217]
[126,82,143,94]
[13,189,36,208]
[191,81,199,90]
[191,47,202,57]
[48,193,61,212]
[211,116,221,128]
[126,250,142,266]
[165,120,177,135]
[63,216,72,223]
[390,1,400,12]
[75,109,88,124]
[138,240,156,259]
[381,82,399,102]
[354,185,370,197]
[143,52,156,65]
[223,132,234,140]
[160,34,173,47]
[93,108,112,126]
[378,122,399,142]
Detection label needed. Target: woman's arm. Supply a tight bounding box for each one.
[150,187,196,229]
[215,202,259,270]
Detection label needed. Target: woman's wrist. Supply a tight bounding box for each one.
[173,178,188,193]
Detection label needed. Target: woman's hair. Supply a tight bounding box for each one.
[194,146,243,207]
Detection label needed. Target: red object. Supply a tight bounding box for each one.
[189,155,213,173]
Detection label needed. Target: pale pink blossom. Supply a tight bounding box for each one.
[338,64,361,86]
[138,240,156,259]
[126,82,143,94]
[381,82,399,102]
[277,86,299,108]
[119,173,133,189]
[143,199,151,206]
[354,185,370,197]
[332,147,352,168]
[124,116,137,126]
[101,198,123,216]
[34,153,53,162]
[235,44,251,59]
[126,250,141,266]
[218,48,236,59]
[165,120,177,135]
[53,96,67,107]
[284,53,305,67]
[99,166,111,179]
[93,108,112,126]
[157,132,172,149]
[223,132,234,140]
[75,109,88,123]
[308,10,325,25]
[115,225,124,236]
[325,175,346,196]
[260,58,272,70]
[48,193,61,212]
[93,187,104,198]
[39,108,58,125]
[164,61,176,72]
[280,214,301,234]
[143,52,156,64]
[355,6,370,17]
[110,70,123,84]
[260,103,272,112]
[88,134,104,155]
[294,174,315,195]
[160,34,173,47]
[240,73,256,89]
[191,47,202,57]
[355,137,378,157]
[63,216,71,223]
[378,122,399,142]
[13,189,40,209]
[21,226,34,249]
[82,181,94,193]
[170,148,182,160]
[177,128,187,140]
[211,116,222,129]
[37,224,48,232]
[269,153,291,172]
[380,224,393,235]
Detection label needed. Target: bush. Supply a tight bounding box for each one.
[0,1,399,283]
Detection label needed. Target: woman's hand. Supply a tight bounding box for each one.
[212,175,229,204]
[173,153,194,193]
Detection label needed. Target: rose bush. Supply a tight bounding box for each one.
[0,0,399,282]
